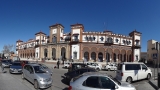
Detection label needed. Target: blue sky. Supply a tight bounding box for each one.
[0,0,160,52]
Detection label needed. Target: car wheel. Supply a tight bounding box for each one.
[147,74,151,80]
[126,77,132,84]
[96,68,100,71]
[108,68,110,71]
[34,80,39,89]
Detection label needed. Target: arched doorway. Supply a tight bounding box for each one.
[52,48,56,60]
[113,53,116,62]
[44,48,48,58]
[129,54,132,62]
[98,52,103,62]
[106,53,110,62]
[91,52,96,61]
[84,52,89,61]
[61,47,66,59]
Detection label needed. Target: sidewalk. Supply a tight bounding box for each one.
[149,77,160,90]
[0,72,33,90]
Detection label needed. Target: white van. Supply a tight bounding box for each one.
[116,62,152,83]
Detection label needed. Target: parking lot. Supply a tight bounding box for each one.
[0,62,155,90]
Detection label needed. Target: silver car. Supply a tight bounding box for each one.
[69,72,136,90]
[22,64,53,89]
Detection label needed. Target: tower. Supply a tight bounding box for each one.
[129,30,142,62]
[70,23,84,60]
[49,23,64,43]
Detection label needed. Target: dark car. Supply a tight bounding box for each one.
[1,60,10,68]
[9,62,23,74]
[68,63,88,72]
[65,67,97,84]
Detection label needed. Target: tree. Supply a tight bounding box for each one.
[1,44,16,54]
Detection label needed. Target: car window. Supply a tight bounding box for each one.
[83,76,101,88]
[100,76,116,89]
[40,64,48,69]
[12,63,21,66]
[141,64,147,70]
[28,66,34,73]
[33,66,46,73]
[24,65,28,70]
[125,64,141,70]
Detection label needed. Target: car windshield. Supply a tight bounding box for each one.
[33,66,46,73]
[12,63,21,66]
[40,64,48,69]
[109,75,121,85]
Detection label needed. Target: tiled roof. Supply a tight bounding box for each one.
[35,31,46,35]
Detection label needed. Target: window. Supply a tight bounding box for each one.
[115,39,119,43]
[100,37,104,41]
[135,40,139,45]
[129,41,131,44]
[73,52,77,59]
[53,36,57,43]
[93,37,96,41]
[89,37,92,41]
[141,64,147,70]
[123,40,126,44]
[85,37,88,41]
[100,76,116,89]
[125,64,141,70]
[83,76,100,88]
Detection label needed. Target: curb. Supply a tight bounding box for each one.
[148,80,159,90]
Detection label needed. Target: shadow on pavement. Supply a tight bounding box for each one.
[148,80,159,90]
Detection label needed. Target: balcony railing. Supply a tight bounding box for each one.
[133,44,141,48]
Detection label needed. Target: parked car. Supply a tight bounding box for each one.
[38,63,53,76]
[64,67,97,83]
[9,62,23,74]
[69,72,136,90]
[1,60,10,68]
[68,63,88,72]
[86,62,102,71]
[103,63,117,71]
[116,62,152,83]
[64,62,73,69]
[22,64,53,89]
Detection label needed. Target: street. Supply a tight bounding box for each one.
[0,63,155,90]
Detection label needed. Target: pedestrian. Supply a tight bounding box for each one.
[0,61,4,72]
[57,60,60,69]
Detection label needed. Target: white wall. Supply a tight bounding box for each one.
[134,49,140,61]
[72,29,80,39]
[35,47,40,58]
[71,44,80,59]
[134,35,140,45]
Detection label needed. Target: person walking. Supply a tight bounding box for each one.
[0,60,4,72]
[57,60,60,69]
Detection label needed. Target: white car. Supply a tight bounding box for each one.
[104,63,117,71]
[69,72,136,90]
[86,62,102,71]
[64,62,73,69]
[116,62,152,83]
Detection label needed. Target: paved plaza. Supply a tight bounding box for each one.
[0,62,159,90]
